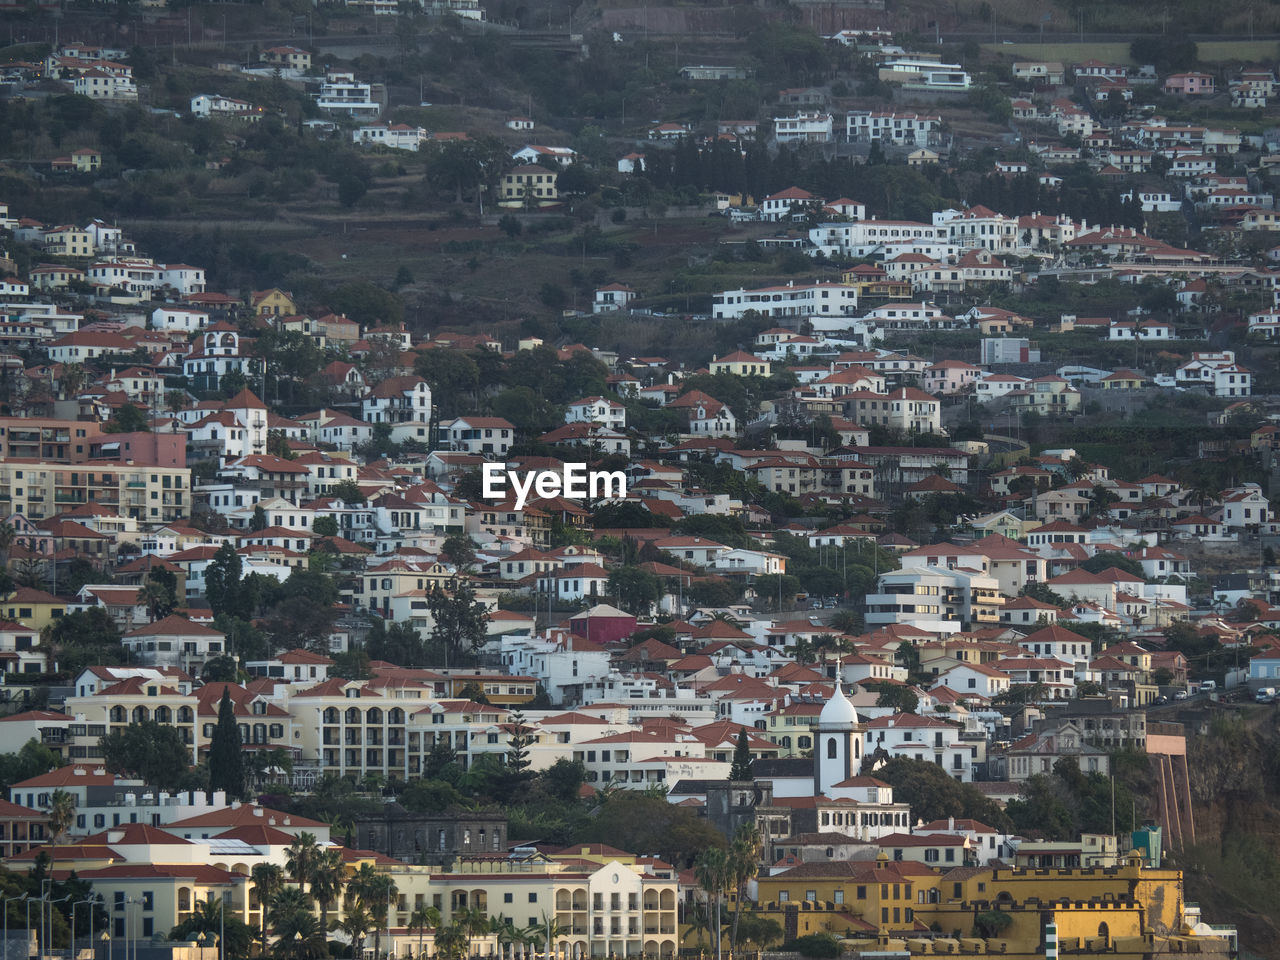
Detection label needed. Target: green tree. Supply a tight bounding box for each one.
[728,824,762,955]
[875,758,1012,830]
[1004,773,1075,841]
[540,758,587,804]
[101,403,150,434]
[507,708,534,774]
[169,896,253,958]
[873,683,919,714]
[0,739,64,791]
[100,721,191,791]
[338,175,367,208]
[269,887,325,960]
[408,905,441,960]
[608,566,662,616]
[347,863,397,960]
[581,791,726,867]
[427,583,490,668]
[208,688,245,800]
[205,543,245,619]
[251,863,286,952]
[694,847,729,960]
[330,479,365,504]
[250,504,268,531]
[729,729,753,781]
[440,534,477,570]
[285,832,323,894]
[313,515,339,538]
[310,847,347,948]
[973,911,1013,939]
[48,788,76,877]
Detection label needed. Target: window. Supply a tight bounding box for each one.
[504,893,513,904]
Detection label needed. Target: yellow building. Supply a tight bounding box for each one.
[499,165,559,207]
[756,856,938,937]
[757,853,1231,960]
[764,700,822,755]
[709,350,773,377]
[1099,370,1148,390]
[251,287,298,317]
[914,854,1212,959]
[1,587,67,631]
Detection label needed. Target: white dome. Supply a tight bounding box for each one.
[818,679,859,727]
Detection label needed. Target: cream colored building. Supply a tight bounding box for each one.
[0,459,190,524]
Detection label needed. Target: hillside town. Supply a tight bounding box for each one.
[1,10,1279,960]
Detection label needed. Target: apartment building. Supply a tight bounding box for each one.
[0,460,189,523]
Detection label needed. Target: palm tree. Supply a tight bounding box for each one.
[694,847,730,960]
[286,832,323,894]
[408,905,441,960]
[454,904,488,958]
[338,903,373,960]
[434,924,469,960]
[270,888,325,960]
[169,896,226,948]
[251,863,286,953]
[528,914,564,959]
[727,825,762,956]
[347,863,397,960]
[491,915,517,960]
[310,847,347,949]
[59,362,88,401]
[47,789,75,877]
[138,578,175,622]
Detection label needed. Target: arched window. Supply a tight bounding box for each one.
[827,738,838,759]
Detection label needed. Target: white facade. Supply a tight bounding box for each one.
[712,282,858,320]
[315,72,380,118]
[352,122,427,151]
[773,112,834,143]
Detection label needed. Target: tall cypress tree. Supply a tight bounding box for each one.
[729,728,754,782]
[208,688,245,799]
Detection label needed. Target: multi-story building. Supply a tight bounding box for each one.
[314,72,381,118]
[711,281,859,320]
[845,110,941,144]
[0,460,189,523]
[772,112,834,143]
[865,567,1004,634]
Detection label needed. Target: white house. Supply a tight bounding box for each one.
[442,417,515,457]
[772,112,833,144]
[711,281,858,320]
[593,283,637,314]
[314,72,380,119]
[565,397,626,431]
[352,122,427,151]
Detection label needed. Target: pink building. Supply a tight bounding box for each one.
[1164,73,1215,96]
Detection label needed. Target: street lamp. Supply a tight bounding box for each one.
[71,898,97,960]
[3,892,27,960]
[123,898,140,960]
[216,885,235,960]
[45,896,71,960]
